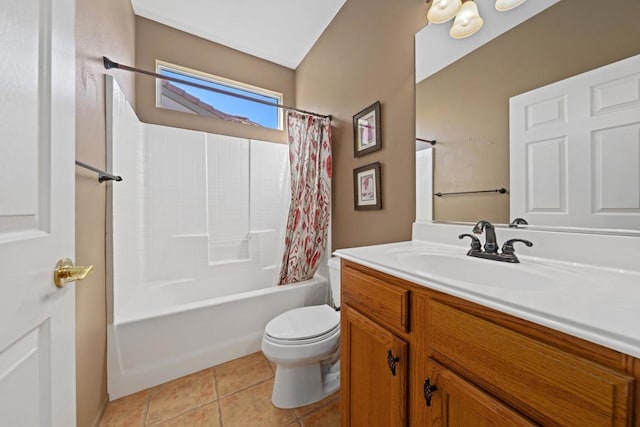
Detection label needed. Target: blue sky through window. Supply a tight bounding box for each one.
[160,69,280,129]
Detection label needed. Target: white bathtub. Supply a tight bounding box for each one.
[107,275,328,399]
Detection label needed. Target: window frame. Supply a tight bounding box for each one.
[155,60,284,130]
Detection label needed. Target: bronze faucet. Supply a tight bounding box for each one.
[472,220,498,254]
[458,220,533,263]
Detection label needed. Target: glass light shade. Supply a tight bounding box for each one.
[449,1,483,39]
[495,0,527,12]
[427,0,462,24]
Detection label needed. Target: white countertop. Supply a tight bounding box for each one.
[334,239,640,358]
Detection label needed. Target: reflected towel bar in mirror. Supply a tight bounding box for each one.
[435,187,507,197]
[416,137,436,145]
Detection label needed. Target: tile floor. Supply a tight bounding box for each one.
[99,352,340,427]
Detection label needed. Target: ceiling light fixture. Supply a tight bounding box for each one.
[449,1,483,39]
[426,0,527,39]
[427,0,462,24]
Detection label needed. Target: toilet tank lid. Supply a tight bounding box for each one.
[265,305,339,340]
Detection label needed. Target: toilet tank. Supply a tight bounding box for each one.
[327,257,341,307]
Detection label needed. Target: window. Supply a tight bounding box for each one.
[156,61,283,130]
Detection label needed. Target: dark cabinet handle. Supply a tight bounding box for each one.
[387,350,400,376]
[423,377,438,407]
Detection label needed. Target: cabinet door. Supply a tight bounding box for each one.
[425,359,536,427]
[341,305,408,427]
[428,300,633,425]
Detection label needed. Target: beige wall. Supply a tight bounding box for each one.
[296,0,427,250]
[70,2,639,424]
[417,0,640,224]
[135,17,296,144]
[75,0,135,425]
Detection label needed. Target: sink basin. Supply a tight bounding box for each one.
[390,251,569,292]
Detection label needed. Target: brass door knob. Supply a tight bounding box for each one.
[53,258,94,288]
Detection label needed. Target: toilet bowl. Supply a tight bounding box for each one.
[261,257,341,408]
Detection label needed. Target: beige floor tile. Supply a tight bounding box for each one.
[293,392,339,418]
[99,390,149,427]
[146,368,217,425]
[300,399,340,427]
[219,379,296,427]
[215,351,273,396]
[150,402,221,427]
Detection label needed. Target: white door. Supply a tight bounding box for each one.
[0,0,78,425]
[510,53,640,231]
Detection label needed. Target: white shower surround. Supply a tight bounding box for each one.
[105,77,329,399]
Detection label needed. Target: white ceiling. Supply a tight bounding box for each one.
[131,0,347,69]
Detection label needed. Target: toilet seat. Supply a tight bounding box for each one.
[265,305,339,344]
[264,324,340,346]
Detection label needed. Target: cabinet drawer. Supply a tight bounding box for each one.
[342,263,409,333]
[428,300,633,426]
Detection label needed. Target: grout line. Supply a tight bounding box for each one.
[142,387,153,427]
[218,376,274,400]
[145,401,217,427]
[294,393,340,425]
[148,385,221,425]
[145,368,219,426]
[213,367,224,427]
[215,352,275,400]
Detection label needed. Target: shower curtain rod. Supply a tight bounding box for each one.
[103,57,332,120]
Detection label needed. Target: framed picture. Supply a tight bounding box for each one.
[353,101,381,157]
[353,162,382,210]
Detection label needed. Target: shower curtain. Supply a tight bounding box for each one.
[278,112,332,285]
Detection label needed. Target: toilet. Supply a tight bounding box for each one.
[261,257,341,408]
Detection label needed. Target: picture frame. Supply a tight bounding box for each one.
[353,101,381,157]
[353,162,382,210]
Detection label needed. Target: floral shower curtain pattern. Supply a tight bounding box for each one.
[278,112,332,285]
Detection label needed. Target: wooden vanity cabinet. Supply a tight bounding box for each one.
[340,261,411,426]
[340,260,638,427]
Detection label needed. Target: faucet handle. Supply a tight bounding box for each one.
[501,238,533,255]
[459,234,481,252]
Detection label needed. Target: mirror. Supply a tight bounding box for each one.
[415,0,640,232]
